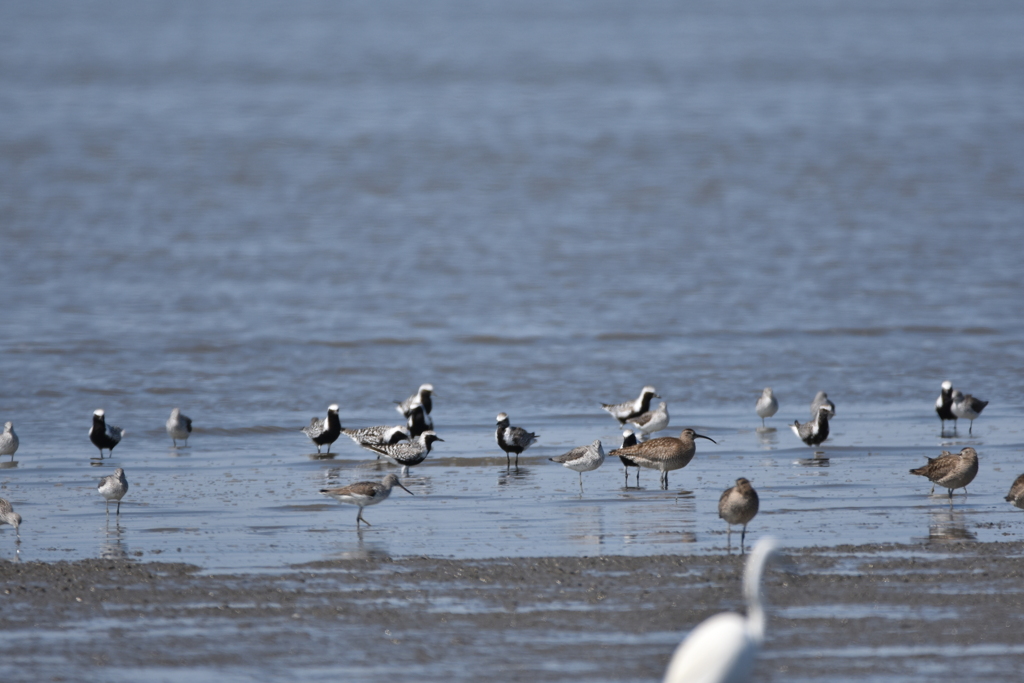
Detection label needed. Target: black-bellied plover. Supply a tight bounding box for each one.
[628,401,669,440]
[549,440,605,493]
[166,408,192,447]
[406,404,434,437]
[1005,474,1024,510]
[495,413,538,470]
[935,381,956,432]
[755,388,778,428]
[719,478,759,553]
[951,390,988,435]
[609,428,716,489]
[809,391,835,418]
[662,538,780,683]
[361,430,443,475]
[320,473,413,527]
[301,404,342,454]
[98,468,129,515]
[0,422,18,461]
[396,384,434,419]
[791,405,831,447]
[910,447,979,500]
[601,385,660,425]
[0,498,21,539]
[89,410,124,457]
[618,429,641,485]
[342,424,410,448]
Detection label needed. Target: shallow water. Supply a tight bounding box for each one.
[2,0,1024,573]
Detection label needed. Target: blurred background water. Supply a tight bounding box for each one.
[1,0,1023,570]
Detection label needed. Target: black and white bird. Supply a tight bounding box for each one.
[549,439,605,493]
[0,421,18,461]
[360,431,444,475]
[755,388,778,428]
[342,424,410,448]
[320,473,413,528]
[601,385,660,425]
[951,390,988,435]
[301,404,342,454]
[791,405,831,447]
[809,391,835,418]
[628,401,670,440]
[495,413,538,469]
[935,381,956,432]
[98,468,129,515]
[165,407,192,447]
[406,404,434,437]
[617,429,642,486]
[396,384,434,419]
[89,410,124,457]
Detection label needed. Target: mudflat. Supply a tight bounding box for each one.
[2,542,1023,682]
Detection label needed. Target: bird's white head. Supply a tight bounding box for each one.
[3,421,12,431]
[941,380,953,391]
[496,412,508,423]
[642,385,658,396]
[328,404,340,413]
[420,384,434,394]
[93,409,105,417]
[762,387,773,396]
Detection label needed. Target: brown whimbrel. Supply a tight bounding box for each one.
[910,447,979,500]
[1005,474,1024,509]
[608,428,716,488]
[719,477,759,553]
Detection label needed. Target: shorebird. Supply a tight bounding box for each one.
[549,440,605,493]
[406,404,433,437]
[628,401,669,440]
[89,409,124,457]
[663,538,780,683]
[301,404,342,454]
[0,421,18,461]
[361,430,443,475]
[935,380,956,432]
[320,473,413,527]
[0,498,21,539]
[910,447,979,500]
[166,407,192,447]
[951,390,988,435]
[809,391,835,418]
[609,428,716,489]
[1005,474,1024,509]
[495,413,538,469]
[755,388,778,428]
[719,478,759,553]
[98,468,129,515]
[396,384,434,419]
[342,424,410,448]
[618,429,642,486]
[791,405,831,447]
[601,385,660,425]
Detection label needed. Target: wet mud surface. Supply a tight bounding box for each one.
[3,542,1023,682]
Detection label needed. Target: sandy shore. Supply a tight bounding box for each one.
[2,541,1023,682]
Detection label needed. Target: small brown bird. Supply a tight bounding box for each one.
[719,478,759,553]
[1005,474,1024,510]
[319,473,413,527]
[608,428,716,489]
[910,447,979,500]
[0,497,22,540]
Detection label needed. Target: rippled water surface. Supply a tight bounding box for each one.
[2,0,1024,571]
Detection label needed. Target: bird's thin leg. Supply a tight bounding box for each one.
[726,526,732,553]
[930,483,935,495]
[116,500,121,515]
[761,417,765,428]
[948,488,953,500]
[505,452,511,469]
[741,525,747,554]
[969,421,974,435]
[326,443,331,454]
[635,468,640,487]
[515,453,520,471]
[105,501,110,515]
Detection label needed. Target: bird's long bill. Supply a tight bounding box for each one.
[693,433,717,444]
[397,482,414,496]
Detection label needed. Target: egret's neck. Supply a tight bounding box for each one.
[743,540,778,643]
